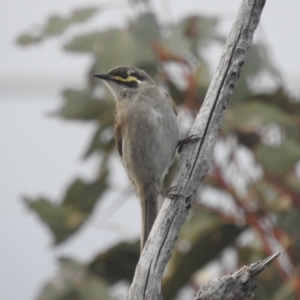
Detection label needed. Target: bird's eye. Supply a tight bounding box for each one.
[122,73,129,79]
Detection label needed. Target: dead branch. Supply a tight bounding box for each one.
[128,1,268,299]
[195,252,281,300]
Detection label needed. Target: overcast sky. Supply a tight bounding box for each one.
[1,1,300,299]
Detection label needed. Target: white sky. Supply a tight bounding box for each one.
[1,1,300,299]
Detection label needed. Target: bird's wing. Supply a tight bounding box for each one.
[164,93,178,117]
[114,113,122,157]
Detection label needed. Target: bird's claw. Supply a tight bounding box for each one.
[160,186,183,200]
[177,135,202,154]
[152,180,183,200]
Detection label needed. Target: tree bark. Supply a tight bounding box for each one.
[128,0,268,299]
[195,252,280,300]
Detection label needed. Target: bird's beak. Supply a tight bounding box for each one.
[92,73,112,81]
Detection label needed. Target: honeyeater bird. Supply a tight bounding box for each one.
[93,66,179,251]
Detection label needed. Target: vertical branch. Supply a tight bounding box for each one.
[128,1,267,299]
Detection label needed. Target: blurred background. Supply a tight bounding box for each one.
[1,0,300,299]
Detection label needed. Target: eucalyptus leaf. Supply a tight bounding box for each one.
[24,196,87,244]
[84,125,115,158]
[24,172,107,244]
[63,175,107,214]
[272,283,296,300]
[89,241,140,284]
[37,258,110,300]
[65,29,137,71]
[16,7,99,46]
[16,34,41,45]
[168,16,220,56]
[55,87,115,121]
[129,12,160,64]
[44,7,98,36]
[43,15,70,36]
[226,101,298,132]
[245,44,279,78]
[256,139,300,175]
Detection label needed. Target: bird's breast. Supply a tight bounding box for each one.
[119,101,178,184]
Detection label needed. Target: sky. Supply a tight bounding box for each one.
[1,1,300,299]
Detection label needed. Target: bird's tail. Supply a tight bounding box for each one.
[140,184,159,252]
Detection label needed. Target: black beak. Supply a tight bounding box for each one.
[92,73,111,81]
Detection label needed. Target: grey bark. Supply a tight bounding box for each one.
[128,0,268,299]
[195,251,281,300]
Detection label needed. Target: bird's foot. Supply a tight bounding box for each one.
[152,180,183,200]
[177,135,202,154]
[160,185,182,200]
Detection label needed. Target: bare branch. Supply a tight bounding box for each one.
[195,252,281,300]
[128,1,267,299]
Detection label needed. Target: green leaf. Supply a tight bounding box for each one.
[256,88,300,116]
[285,173,300,194]
[70,7,99,23]
[83,126,115,158]
[37,258,110,300]
[196,59,211,88]
[24,172,107,244]
[162,209,246,300]
[129,13,160,64]
[45,7,98,36]
[131,12,160,43]
[231,45,280,103]
[55,88,115,122]
[89,241,140,284]
[24,197,86,244]
[54,86,117,157]
[242,46,262,76]
[168,16,221,56]
[65,29,137,71]
[256,139,300,175]
[64,28,133,56]
[16,34,41,46]
[242,45,278,78]
[63,176,107,215]
[16,7,99,46]
[277,210,300,246]
[272,283,296,300]
[64,31,104,54]
[43,15,70,36]
[225,101,298,133]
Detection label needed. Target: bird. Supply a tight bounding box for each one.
[93,66,179,251]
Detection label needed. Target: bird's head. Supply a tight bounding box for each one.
[93,66,155,100]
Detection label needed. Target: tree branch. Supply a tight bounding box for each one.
[128,1,267,299]
[195,251,281,300]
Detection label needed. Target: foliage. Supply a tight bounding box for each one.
[18,1,300,299]
[37,258,110,300]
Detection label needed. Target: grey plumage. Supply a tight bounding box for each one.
[93,66,179,251]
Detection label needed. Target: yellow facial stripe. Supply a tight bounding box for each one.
[113,75,140,83]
